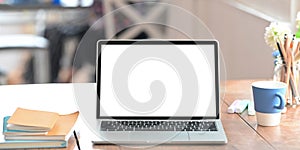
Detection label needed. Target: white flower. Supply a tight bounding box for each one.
[264,22,291,50]
[296,11,300,29]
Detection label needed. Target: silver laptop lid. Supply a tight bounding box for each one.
[96,40,219,120]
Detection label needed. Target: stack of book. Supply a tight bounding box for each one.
[1,108,79,149]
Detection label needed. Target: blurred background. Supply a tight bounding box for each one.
[0,0,298,84]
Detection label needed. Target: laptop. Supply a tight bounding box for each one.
[93,40,227,145]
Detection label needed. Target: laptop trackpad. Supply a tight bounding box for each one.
[129,131,189,143]
[100,131,130,141]
[100,131,189,143]
[188,132,225,143]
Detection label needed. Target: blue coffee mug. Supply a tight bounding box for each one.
[252,81,287,113]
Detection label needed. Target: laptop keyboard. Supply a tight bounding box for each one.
[100,121,217,131]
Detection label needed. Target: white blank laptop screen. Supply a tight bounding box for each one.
[99,42,217,118]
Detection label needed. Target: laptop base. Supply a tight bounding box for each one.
[93,120,227,145]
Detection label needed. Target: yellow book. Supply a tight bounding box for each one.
[5,111,79,141]
[7,108,59,132]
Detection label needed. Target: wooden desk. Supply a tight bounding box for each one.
[224,80,300,150]
[91,80,300,149]
[1,80,299,149]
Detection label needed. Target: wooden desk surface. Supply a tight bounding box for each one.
[92,79,299,149]
[224,80,300,150]
[90,103,272,150]
[2,81,299,149]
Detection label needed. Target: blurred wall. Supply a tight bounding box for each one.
[167,0,274,80]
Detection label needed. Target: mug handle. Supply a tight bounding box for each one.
[274,93,285,109]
